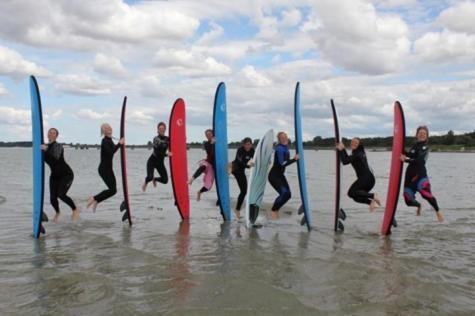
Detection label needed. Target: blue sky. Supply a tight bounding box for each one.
[0,0,474,144]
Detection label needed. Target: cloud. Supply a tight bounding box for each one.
[0,45,51,80]
[305,0,410,74]
[0,82,8,96]
[437,1,475,34]
[55,74,112,95]
[93,53,126,77]
[0,106,30,126]
[76,108,108,120]
[196,22,224,45]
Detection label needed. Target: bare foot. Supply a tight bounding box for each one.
[373,193,381,207]
[271,211,279,220]
[233,209,241,219]
[436,211,444,222]
[87,197,95,209]
[71,209,80,221]
[92,201,98,213]
[142,182,147,192]
[188,177,195,185]
[369,200,378,212]
[416,206,422,216]
[53,212,60,223]
[196,191,202,202]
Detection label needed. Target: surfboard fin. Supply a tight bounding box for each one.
[249,204,259,224]
[338,208,346,221]
[337,220,345,231]
[41,211,49,222]
[300,214,307,226]
[122,211,129,222]
[40,224,46,235]
[391,218,398,228]
[120,200,127,212]
[298,204,304,215]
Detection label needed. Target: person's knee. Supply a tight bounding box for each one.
[110,187,117,196]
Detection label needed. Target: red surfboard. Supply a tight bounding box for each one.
[331,99,345,231]
[120,97,132,225]
[381,101,405,235]
[169,98,190,220]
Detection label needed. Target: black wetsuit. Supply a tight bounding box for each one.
[44,141,76,213]
[94,136,120,203]
[193,140,215,193]
[339,145,375,205]
[232,146,255,210]
[145,134,169,185]
[403,141,439,211]
[268,144,296,211]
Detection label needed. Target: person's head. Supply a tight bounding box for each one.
[47,128,59,143]
[205,129,214,141]
[242,137,253,151]
[416,126,429,142]
[101,123,112,137]
[277,132,289,145]
[350,137,361,150]
[157,122,166,135]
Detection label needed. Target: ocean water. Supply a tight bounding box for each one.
[0,148,474,315]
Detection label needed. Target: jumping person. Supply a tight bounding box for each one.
[87,123,124,212]
[142,122,172,192]
[401,126,444,222]
[229,137,255,219]
[268,132,299,220]
[337,138,381,212]
[41,128,79,224]
[188,129,215,201]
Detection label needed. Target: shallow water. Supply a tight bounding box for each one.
[0,148,474,315]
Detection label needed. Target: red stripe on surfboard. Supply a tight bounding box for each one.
[120,96,132,226]
[381,101,405,235]
[169,98,190,219]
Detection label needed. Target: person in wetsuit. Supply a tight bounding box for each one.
[142,122,172,192]
[87,123,124,212]
[337,138,381,212]
[188,129,215,201]
[41,128,79,228]
[400,126,444,222]
[268,132,299,220]
[229,137,255,219]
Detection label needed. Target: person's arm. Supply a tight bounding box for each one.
[44,143,63,160]
[338,149,353,165]
[406,145,428,165]
[235,148,247,169]
[276,147,296,167]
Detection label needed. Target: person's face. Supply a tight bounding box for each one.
[158,125,166,135]
[417,129,428,142]
[103,125,112,137]
[350,138,360,150]
[47,129,58,143]
[205,131,213,141]
[278,133,288,145]
[243,142,253,151]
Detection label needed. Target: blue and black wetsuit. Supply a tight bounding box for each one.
[232,146,255,210]
[193,140,215,193]
[339,145,375,205]
[403,141,439,211]
[145,134,169,185]
[44,141,76,213]
[94,136,120,203]
[268,143,296,212]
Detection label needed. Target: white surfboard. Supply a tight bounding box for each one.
[245,129,274,228]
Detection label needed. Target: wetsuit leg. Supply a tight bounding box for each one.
[144,155,155,184]
[154,158,168,184]
[268,169,291,211]
[193,165,206,179]
[232,170,247,211]
[57,173,76,211]
[347,175,375,205]
[403,175,422,208]
[94,167,117,203]
[417,177,440,211]
[199,187,209,193]
[49,177,60,213]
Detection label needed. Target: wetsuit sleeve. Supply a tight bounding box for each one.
[234,148,247,170]
[405,145,428,165]
[246,148,255,168]
[276,147,296,167]
[45,143,63,161]
[338,149,353,165]
[103,138,120,157]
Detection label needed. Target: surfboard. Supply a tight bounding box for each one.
[331,100,346,231]
[119,97,132,225]
[169,98,190,220]
[213,82,231,221]
[294,82,312,231]
[30,75,45,238]
[245,129,274,228]
[381,101,406,235]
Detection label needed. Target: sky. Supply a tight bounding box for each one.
[0,0,474,144]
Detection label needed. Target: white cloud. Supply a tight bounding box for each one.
[55,74,112,95]
[0,106,30,126]
[280,8,302,28]
[0,45,50,80]
[76,108,108,120]
[414,29,475,63]
[0,82,8,96]
[93,53,126,77]
[438,1,475,34]
[196,22,224,45]
[240,65,272,87]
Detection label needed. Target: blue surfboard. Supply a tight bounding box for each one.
[294,82,312,231]
[30,76,45,238]
[213,82,231,221]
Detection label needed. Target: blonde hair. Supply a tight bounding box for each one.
[100,123,110,136]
